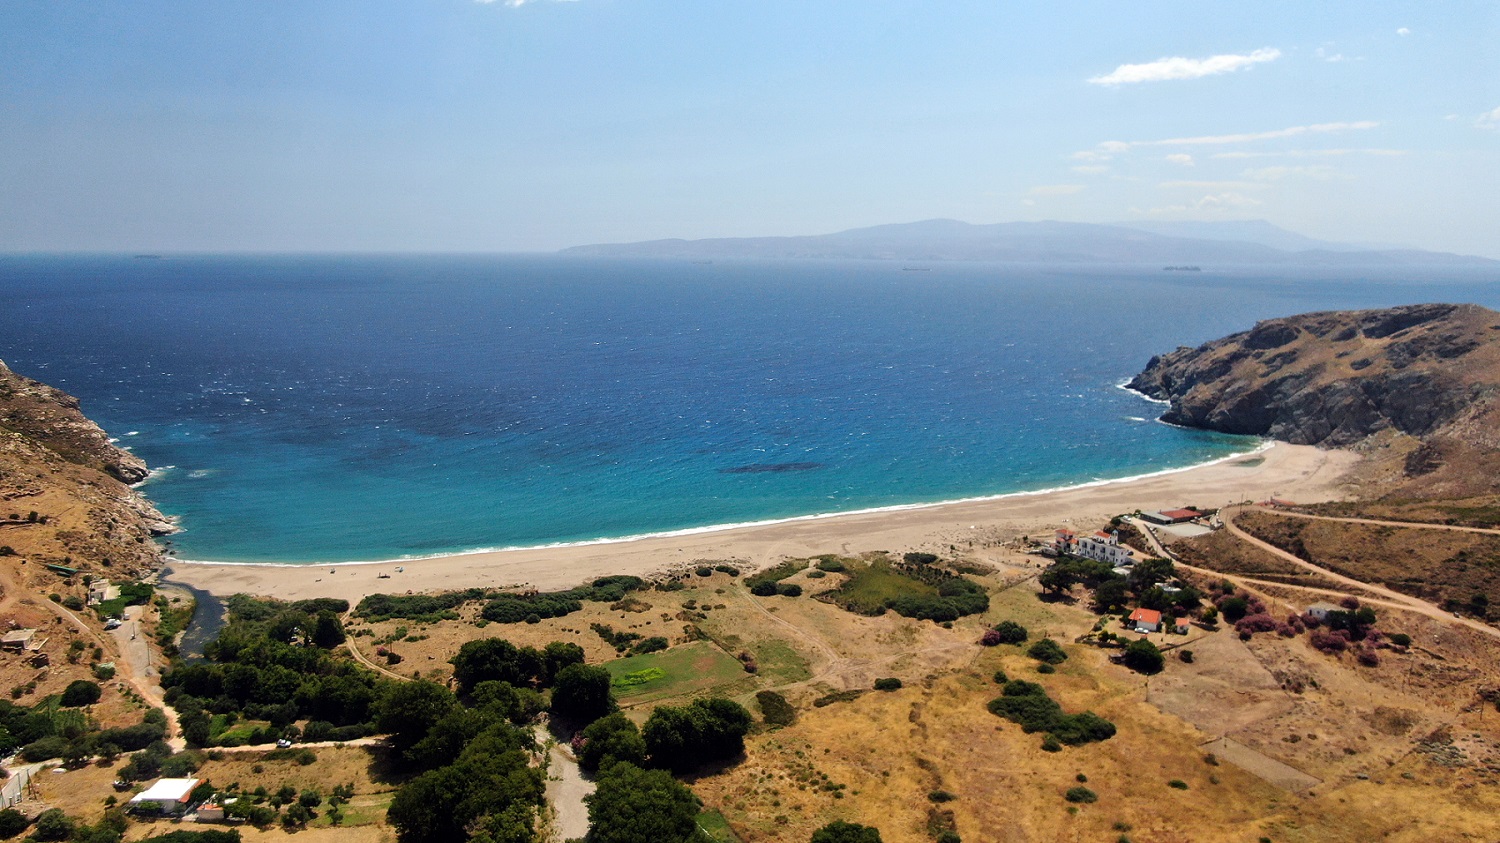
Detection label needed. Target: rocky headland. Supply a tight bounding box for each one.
[1129,303,1500,496]
[0,359,171,576]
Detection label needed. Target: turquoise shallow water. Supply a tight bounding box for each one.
[2,255,1498,562]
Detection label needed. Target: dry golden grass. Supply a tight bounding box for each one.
[30,551,1500,843]
[691,581,1500,842]
[1236,510,1500,614]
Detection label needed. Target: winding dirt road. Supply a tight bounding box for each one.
[1147,507,1500,642]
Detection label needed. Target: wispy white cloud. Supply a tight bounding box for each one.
[1477,106,1500,130]
[1027,184,1085,197]
[1077,121,1380,164]
[1397,27,1411,36]
[1134,192,1263,217]
[1210,148,1405,159]
[1159,180,1261,191]
[1089,47,1280,85]
[1314,46,1347,63]
[1242,165,1344,181]
[1165,153,1194,166]
[1145,120,1379,147]
[1071,165,1109,175]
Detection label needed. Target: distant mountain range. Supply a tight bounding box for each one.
[562,219,1497,266]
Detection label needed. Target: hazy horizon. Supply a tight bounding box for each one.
[3,2,1497,258]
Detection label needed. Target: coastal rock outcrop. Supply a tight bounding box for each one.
[1129,304,1500,494]
[0,359,170,575]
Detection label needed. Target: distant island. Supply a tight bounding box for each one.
[563,219,1498,267]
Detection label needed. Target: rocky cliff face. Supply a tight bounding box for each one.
[1129,304,1500,495]
[0,360,171,575]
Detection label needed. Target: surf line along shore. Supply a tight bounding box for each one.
[162,442,1357,604]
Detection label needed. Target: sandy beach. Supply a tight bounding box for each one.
[163,442,1359,603]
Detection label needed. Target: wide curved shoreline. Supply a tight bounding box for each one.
[163,441,1359,603]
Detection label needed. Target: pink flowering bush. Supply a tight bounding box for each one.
[1309,629,1350,653]
[1234,613,1280,637]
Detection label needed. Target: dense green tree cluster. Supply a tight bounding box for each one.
[3,695,167,764]
[386,715,544,843]
[642,698,752,772]
[987,680,1115,747]
[448,639,584,694]
[1038,557,1117,595]
[162,598,376,746]
[584,762,706,843]
[356,589,483,622]
[1126,558,1176,596]
[577,713,647,774]
[549,664,616,724]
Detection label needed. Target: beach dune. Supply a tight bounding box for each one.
[164,442,1357,604]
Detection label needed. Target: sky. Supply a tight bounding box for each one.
[1,1,1497,256]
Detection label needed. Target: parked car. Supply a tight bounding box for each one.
[104,618,123,630]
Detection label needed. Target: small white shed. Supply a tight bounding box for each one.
[128,778,200,814]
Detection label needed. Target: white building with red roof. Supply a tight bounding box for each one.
[1074,530,1135,567]
[1128,607,1162,633]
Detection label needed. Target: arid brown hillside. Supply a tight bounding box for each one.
[1234,510,1500,619]
[1129,303,1500,496]
[0,359,170,576]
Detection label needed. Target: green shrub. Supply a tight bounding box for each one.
[1167,779,1188,790]
[744,560,809,593]
[991,670,1008,684]
[1041,735,1062,752]
[60,679,102,707]
[927,790,956,803]
[1036,663,1056,674]
[991,621,1028,644]
[755,691,796,727]
[1064,786,1097,803]
[873,678,902,692]
[0,808,28,839]
[815,557,847,573]
[1026,639,1068,665]
[987,682,1114,746]
[1122,639,1164,674]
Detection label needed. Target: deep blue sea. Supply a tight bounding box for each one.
[3,255,1499,563]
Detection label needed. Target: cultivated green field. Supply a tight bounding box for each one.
[603,640,750,703]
